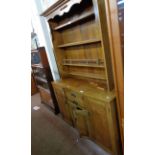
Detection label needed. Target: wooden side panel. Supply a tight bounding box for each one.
[103,0,124,149]
[31,73,38,95]
[39,48,49,67]
[92,0,114,90]
[108,100,122,155]
[39,87,55,109]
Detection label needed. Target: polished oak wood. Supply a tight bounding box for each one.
[41,0,122,154]
[52,78,121,155]
[41,0,83,20]
[52,83,72,124]
[54,10,95,30]
[58,39,101,48]
[42,0,114,91]
[67,72,107,80]
[103,0,124,149]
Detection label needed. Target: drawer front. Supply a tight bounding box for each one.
[65,89,83,106]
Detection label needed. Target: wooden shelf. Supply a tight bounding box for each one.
[31,64,43,68]
[63,64,104,68]
[63,59,104,66]
[67,72,107,80]
[58,39,101,48]
[54,10,95,31]
[63,59,104,68]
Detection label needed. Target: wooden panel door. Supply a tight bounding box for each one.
[68,100,90,137]
[84,97,112,150]
[84,97,121,155]
[74,108,91,137]
[52,84,72,124]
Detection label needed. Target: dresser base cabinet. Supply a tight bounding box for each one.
[41,0,123,153]
[52,79,121,155]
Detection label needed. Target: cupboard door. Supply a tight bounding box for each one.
[74,108,90,137]
[68,101,90,137]
[53,85,72,124]
[84,97,113,152]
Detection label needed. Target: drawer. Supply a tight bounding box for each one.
[65,89,83,105]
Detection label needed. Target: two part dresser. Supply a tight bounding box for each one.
[41,0,122,154]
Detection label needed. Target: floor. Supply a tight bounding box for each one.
[31,93,110,155]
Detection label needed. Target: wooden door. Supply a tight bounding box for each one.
[74,108,91,137]
[84,97,112,151]
[68,101,90,137]
[52,84,72,124]
[84,96,121,155]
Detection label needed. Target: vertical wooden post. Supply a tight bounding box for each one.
[103,0,124,151]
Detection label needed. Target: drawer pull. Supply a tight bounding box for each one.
[71,93,76,97]
[72,101,78,105]
[76,107,82,110]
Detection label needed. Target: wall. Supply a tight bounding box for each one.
[31,0,60,80]
[40,0,58,11]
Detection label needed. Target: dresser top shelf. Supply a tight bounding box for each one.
[54,10,95,30]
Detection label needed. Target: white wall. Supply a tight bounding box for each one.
[40,0,58,11]
[31,0,60,80]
